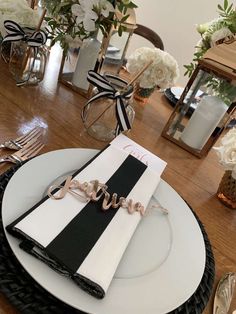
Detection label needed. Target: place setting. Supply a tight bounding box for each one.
[1,0,236,313]
[0,127,215,314]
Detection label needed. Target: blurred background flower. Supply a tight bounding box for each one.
[0,0,39,38]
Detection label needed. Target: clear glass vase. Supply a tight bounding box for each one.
[9,41,47,86]
[82,74,135,142]
[217,170,236,209]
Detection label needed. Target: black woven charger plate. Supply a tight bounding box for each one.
[0,163,215,314]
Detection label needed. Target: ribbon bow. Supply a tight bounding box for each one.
[2,20,47,47]
[81,71,133,135]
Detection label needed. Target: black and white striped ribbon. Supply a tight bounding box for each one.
[82,70,133,135]
[2,20,47,47]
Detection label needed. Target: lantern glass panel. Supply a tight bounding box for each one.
[162,66,236,156]
[101,30,131,74]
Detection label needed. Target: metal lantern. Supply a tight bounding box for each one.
[59,8,136,98]
[162,40,236,158]
[101,8,136,74]
[58,32,111,98]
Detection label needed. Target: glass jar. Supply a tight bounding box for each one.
[9,41,47,86]
[217,170,236,209]
[1,41,11,63]
[82,74,135,142]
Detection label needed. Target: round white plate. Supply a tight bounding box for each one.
[2,149,206,314]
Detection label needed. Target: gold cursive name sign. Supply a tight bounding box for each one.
[48,176,146,215]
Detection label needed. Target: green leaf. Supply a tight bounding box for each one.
[224,0,228,10]
[117,3,124,12]
[120,15,129,22]
[127,2,138,8]
[226,3,233,13]
[217,4,224,11]
[113,19,118,28]
[118,25,123,36]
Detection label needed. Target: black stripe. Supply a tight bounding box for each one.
[116,99,131,130]
[45,155,147,273]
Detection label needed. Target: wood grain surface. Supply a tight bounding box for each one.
[0,44,235,314]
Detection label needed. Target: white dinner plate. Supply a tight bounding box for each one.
[170,87,204,100]
[2,149,206,314]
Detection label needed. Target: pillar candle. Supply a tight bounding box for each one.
[181,95,228,150]
[72,37,101,91]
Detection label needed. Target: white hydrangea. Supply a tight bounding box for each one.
[126,47,179,89]
[0,0,39,37]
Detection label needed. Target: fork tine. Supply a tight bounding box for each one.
[25,143,45,159]
[11,127,39,143]
[5,139,44,164]
[18,139,43,157]
[16,127,44,145]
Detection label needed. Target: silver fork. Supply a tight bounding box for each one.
[213,273,236,314]
[0,127,44,150]
[0,138,45,164]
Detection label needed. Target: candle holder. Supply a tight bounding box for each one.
[82,71,135,142]
[217,170,236,209]
[162,40,236,158]
[101,8,136,75]
[59,8,136,98]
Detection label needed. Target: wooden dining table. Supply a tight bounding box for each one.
[0,44,235,314]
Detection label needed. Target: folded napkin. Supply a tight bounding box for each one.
[7,145,161,299]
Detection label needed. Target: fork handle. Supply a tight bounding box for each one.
[0,156,17,164]
[0,141,20,150]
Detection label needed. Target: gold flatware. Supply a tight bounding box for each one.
[0,127,44,150]
[213,273,236,314]
[0,138,44,164]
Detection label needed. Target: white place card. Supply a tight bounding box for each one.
[110,134,167,176]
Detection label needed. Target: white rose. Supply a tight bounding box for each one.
[218,145,236,170]
[196,22,210,35]
[210,27,233,46]
[214,128,236,174]
[221,127,236,146]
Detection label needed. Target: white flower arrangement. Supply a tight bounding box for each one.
[43,0,137,53]
[184,1,236,105]
[71,0,115,33]
[0,0,39,38]
[214,127,236,179]
[188,17,234,70]
[126,47,179,89]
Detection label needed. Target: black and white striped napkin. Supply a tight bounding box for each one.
[7,145,161,299]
